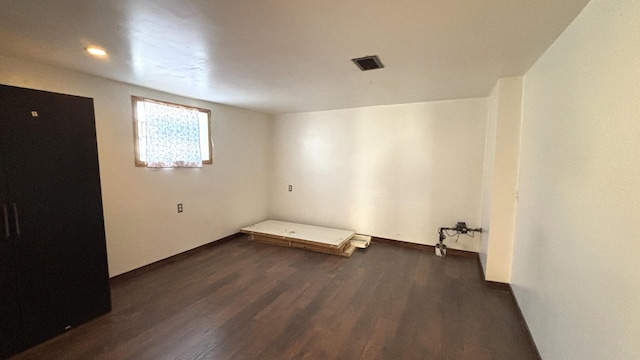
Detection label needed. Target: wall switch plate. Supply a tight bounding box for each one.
[177,203,183,213]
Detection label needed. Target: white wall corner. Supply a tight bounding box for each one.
[479,80,500,278]
[482,76,523,283]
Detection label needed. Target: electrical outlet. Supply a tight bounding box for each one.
[288,185,293,192]
[177,203,183,213]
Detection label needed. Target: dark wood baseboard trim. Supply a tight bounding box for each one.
[371,236,431,250]
[370,236,478,257]
[109,232,243,285]
[474,255,541,359]
[506,284,542,360]
[475,255,486,279]
[485,280,511,291]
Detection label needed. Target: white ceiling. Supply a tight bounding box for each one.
[0,0,589,114]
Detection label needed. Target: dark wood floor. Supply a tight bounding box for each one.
[11,235,538,360]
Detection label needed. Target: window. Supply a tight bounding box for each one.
[132,96,212,168]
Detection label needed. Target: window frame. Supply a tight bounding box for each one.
[132,96,213,167]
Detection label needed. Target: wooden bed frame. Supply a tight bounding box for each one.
[241,220,358,257]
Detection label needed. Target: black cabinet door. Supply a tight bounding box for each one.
[0,237,20,359]
[0,85,111,351]
[0,235,20,359]
[0,85,21,359]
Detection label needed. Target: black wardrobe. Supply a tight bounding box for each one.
[0,84,111,359]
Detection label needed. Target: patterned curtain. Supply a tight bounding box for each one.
[144,100,202,168]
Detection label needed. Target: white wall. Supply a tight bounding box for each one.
[513,0,640,358]
[479,82,498,274]
[0,55,272,276]
[271,99,487,251]
[480,77,522,282]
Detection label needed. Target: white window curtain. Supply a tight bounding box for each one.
[144,100,202,168]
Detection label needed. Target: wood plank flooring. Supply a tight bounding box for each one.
[10,235,538,360]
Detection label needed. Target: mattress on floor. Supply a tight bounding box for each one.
[241,220,357,256]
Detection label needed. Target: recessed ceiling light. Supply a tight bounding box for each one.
[86,47,108,57]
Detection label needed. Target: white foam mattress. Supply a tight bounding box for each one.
[241,220,355,248]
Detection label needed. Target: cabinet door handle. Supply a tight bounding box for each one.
[2,204,8,237]
[12,203,20,236]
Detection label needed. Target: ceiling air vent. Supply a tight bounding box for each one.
[351,55,384,71]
